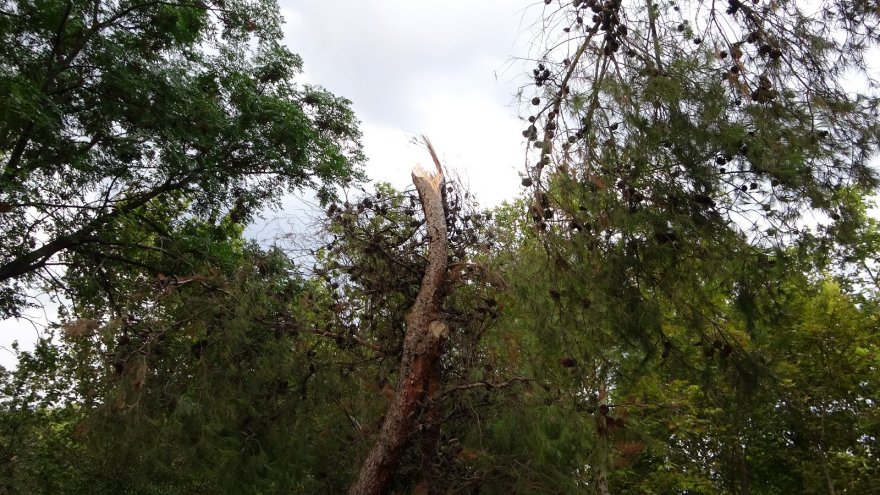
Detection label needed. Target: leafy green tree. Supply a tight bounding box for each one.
[0,1,365,491]
[468,198,878,493]
[3,1,879,494]
[518,0,880,335]
[0,339,91,494]
[1,177,503,494]
[1,237,370,494]
[0,0,363,317]
[597,275,880,494]
[501,0,880,490]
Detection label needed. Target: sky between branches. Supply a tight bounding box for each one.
[0,0,542,368]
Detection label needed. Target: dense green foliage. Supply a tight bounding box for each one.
[505,0,880,491]
[0,0,363,318]
[487,204,879,493]
[2,0,879,494]
[2,244,360,493]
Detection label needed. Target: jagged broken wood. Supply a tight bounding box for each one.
[349,137,449,495]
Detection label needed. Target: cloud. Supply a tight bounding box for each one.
[281,1,530,117]
[0,294,59,369]
[279,0,539,205]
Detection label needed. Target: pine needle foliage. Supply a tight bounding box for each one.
[503,0,880,490]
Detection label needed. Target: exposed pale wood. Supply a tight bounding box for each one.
[349,137,449,495]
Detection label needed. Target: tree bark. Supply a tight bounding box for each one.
[349,139,449,495]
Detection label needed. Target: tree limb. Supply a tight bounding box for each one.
[0,177,192,283]
[441,377,533,397]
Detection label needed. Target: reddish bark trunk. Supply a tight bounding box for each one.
[349,139,449,495]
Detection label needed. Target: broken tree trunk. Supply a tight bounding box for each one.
[348,138,449,495]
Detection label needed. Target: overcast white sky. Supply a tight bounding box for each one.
[276,0,538,203]
[0,1,540,368]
